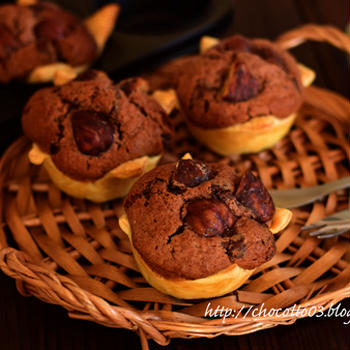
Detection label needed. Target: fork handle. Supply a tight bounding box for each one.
[270,176,350,208]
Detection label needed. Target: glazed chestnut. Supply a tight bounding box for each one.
[71,110,114,156]
[217,36,288,74]
[236,171,275,223]
[0,24,19,59]
[222,62,262,102]
[185,199,235,237]
[173,159,216,187]
[35,18,69,41]
[219,35,252,52]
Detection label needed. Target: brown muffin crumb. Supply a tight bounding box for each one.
[124,158,276,280]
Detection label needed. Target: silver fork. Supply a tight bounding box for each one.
[269,176,350,209]
[301,209,350,239]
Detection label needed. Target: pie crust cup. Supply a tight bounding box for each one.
[29,143,161,203]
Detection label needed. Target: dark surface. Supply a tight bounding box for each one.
[0,0,350,349]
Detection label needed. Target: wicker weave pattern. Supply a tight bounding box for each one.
[0,24,349,349]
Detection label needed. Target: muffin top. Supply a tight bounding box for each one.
[124,158,276,280]
[176,35,303,129]
[22,70,173,181]
[0,1,97,83]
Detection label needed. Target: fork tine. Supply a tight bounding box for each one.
[302,219,350,231]
[315,228,350,239]
[301,223,324,231]
[328,209,349,220]
[302,209,349,231]
[309,223,350,237]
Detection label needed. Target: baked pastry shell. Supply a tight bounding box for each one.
[187,113,297,156]
[119,207,292,299]
[28,143,161,203]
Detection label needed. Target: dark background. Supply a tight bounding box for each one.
[0,0,349,349]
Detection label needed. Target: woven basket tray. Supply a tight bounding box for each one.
[0,24,349,349]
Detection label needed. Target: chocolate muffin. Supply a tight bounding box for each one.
[148,34,315,155]
[178,35,304,128]
[120,156,292,299]
[22,70,173,202]
[0,1,98,83]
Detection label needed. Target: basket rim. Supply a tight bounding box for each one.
[1,246,349,327]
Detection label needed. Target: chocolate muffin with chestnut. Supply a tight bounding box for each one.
[119,155,292,299]
[0,0,119,83]
[22,70,173,202]
[149,34,315,155]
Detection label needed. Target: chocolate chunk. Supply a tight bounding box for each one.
[222,232,246,261]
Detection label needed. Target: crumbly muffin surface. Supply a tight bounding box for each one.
[0,1,97,82]
[124,158,276,280]
[176,35,303,128]
[22,71,173,181]
[147,35,303,129]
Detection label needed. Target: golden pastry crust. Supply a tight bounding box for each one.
[187,113,297,155]
[29,143,161,202]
